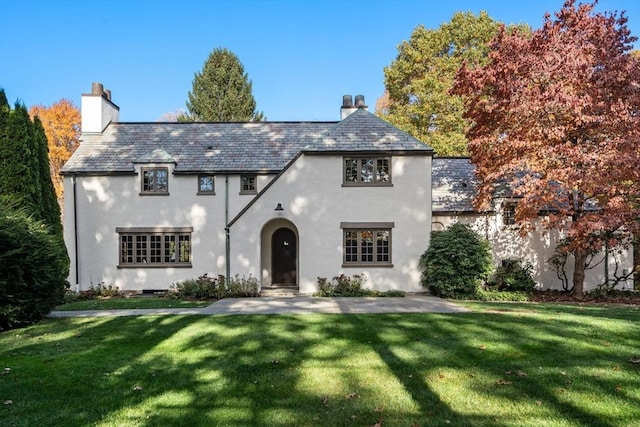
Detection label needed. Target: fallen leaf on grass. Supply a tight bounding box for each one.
[479,345,487,351]
[535,400,542,405]
[4,400,13,405]
[372,420,383,427]
[517,371,527,377]
[271,359,279,364]
[628,358,640,364]
[615,384,623,392]
[345,393,359,399]
[2,368,10,375]
[496,380,512,385]
[133,385,143,391]
[374,406,382,413]
[322,395,328,405]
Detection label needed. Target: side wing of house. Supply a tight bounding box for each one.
[432,158,635,292]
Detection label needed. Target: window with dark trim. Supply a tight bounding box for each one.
[117,227,192,267]
[341,222,393,266]
[343,157,391,185]
[141,167,169,194]
[240,174,257,194]
[198,175,215,194]
[503,201,517,226]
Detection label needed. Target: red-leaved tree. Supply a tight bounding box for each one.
[452,0,640,295]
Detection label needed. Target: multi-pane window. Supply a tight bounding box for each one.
[117,228,192,267]
[344,157,391,185]
[141,168,169,193]
[341,223,393,266]
[198,175,215,194]
[240,175,257,194]
[503,202,517,226]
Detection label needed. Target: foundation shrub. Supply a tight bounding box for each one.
[315,274,405,297]
[488,259,536,292]
[420,223,492,298]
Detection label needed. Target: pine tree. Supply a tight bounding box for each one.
[185,48,263,121]
[33,116,62,235]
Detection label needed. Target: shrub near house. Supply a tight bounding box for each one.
[420,223,493,298]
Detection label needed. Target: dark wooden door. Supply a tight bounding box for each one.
[271,228,297,285]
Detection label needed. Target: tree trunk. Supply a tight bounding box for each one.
[634,238,639,291]
[572,251,586,296]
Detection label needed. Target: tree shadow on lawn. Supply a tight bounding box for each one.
[1,311,638,426]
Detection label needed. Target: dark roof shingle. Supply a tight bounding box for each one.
[432,157,478,212]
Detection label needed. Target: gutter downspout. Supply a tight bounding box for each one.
[72,175,80,291]
[225,175,231,283]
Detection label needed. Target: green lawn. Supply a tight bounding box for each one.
[55,297,211,311]
[1,303,638,426]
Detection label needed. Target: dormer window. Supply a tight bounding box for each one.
[141,167,169,194]
[503,201,517,226]
[343,157,391,186]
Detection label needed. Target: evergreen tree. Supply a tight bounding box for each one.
[0,91,62,235]
[33,116,62,235]
[0,100,39,214]
[185,48,263,121]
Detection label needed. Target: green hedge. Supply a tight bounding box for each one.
[0,204,69,330]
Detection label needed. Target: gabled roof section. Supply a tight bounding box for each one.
[432,157,478,213]
[303,108,433,153]
[61,121,336,175]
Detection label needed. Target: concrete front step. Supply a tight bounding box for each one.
[260,286,300,297]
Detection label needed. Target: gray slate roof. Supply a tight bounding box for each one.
[62,122,336,174]
[62,110,433,175]
[432,157,478,212]
[304,108,433,153]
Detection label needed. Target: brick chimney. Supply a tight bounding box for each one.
[81,82,120,133]
[340,94,367,120]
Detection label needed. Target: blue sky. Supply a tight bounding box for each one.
[1,0,638,122]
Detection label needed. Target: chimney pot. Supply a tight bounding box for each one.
[355,95,366,108]
[91,82,104,95]
[103,89,111,100]
[342,95,353,108]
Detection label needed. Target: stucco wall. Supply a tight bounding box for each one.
[63,167,276,291]
[229,154,433,293]
[432,213,634,292]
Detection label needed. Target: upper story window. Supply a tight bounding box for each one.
[141,167,169,194]
[343,157,391,186]
[503,201,517,226]
[198,175,215,194]
[240,174,257,194]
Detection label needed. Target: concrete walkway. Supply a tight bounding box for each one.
[48,295,469,318]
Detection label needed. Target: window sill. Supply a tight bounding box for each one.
[139,192,170,196]
[118,264,192,269]
[341,183,393,188]
[342,263,393,268]
[239,191,257,195]
[197,192,216,196]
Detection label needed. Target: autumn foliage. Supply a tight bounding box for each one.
[452,1,640,295]
[29,99,80,201]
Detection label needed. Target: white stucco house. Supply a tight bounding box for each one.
[61,83,634,294]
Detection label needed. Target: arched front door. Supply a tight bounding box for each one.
[271,227,297,285]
